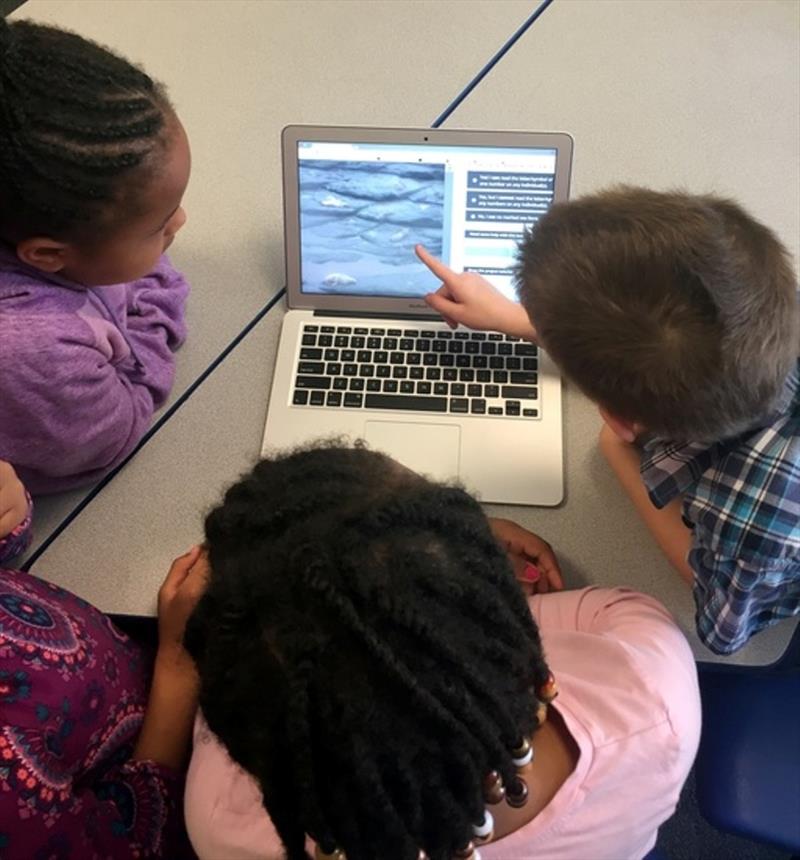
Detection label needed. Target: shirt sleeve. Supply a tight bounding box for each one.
[123,256,189,408]
[688,546,795,655]
[0,314,162,493]
[0,747,191,859]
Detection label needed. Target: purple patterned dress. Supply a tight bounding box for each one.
[0,513,193,859]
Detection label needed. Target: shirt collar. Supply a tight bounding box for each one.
[640,359,800,509]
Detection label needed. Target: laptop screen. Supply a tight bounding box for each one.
[296,140,558,302]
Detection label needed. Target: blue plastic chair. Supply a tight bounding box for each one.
[694,657,800,854]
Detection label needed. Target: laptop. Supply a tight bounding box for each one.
[262,125,573,505]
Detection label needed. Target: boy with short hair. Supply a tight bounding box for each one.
[416,186,800,654]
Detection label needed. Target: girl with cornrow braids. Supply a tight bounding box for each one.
[0,18,191,493]
[184,443,701,860]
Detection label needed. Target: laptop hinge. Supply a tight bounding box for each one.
[313,310,442,321]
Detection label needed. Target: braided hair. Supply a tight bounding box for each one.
[185,444,551,860]
[0,17,172,241]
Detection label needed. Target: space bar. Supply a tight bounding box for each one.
[364,394,447,412]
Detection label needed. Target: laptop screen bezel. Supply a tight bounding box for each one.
[282,125,574,315]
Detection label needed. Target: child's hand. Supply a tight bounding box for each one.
[0,461,28,539]
[415,245,538,341]
[488,517,564,593]
[157,546,209,670]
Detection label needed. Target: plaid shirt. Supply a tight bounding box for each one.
[640,362,800,655]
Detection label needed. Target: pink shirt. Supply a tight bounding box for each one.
[185,588,701,860]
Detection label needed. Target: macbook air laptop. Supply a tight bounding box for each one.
[262,125,573,505]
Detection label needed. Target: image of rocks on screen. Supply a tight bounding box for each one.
[299,160,444,296]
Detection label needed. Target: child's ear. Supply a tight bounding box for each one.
[16,237,71,273]
[598,408,639,444]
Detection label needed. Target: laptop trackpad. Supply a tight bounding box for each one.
[364,421,460,481]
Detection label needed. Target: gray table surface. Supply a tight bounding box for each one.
[15,0,537,554]
[22,0,800,667]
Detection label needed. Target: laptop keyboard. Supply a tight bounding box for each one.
[292,324,540,418]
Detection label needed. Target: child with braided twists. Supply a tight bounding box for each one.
[183,443,700,860]
[0,18,191,493]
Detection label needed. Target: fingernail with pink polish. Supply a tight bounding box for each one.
[522,563,541,583]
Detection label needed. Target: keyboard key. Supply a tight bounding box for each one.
[370,328,385,335]
[481,342,497,355]
[350,378,365,391]
[515,343,537,356]
[488,333,502,341]
[326,362,342,376]
[443,368,457,381]
[423,354,438,366]
[354,327,368,335]
[426,367,441,380]
[344,392,363,408]
[471,399,487,414]
[360,364,375,377]
[327,391,342,407]
[399,338,414,350]
[392,366,408,379]
[334,336,348,348]
[324,348,339,361]
[409,366,424,379]
[522,357,538,371]
[343,364,358,376]
[292,389,309,405]
[432,340,447,353]
[383,337,398,350]
[351,337,365,349]
[472,333,486,341]
[377,366,391,378]
[365,394,447,412]
[439,354,455,367]
[333,377,348,391]
[459,369,475,382]
[421,330,436,338]
[367,337,382,349]
[300,347,322,360]
[417,381,432,394]
[303,325,319,333]
[451,383,466,396]
[296,375,330,390]
[485,384,500,398]
[448,341,464,353]
[309,390,325,406]
[493,371,509,384]
[383,379,398,392]
[374,350,388,363]
[449,398,469,413]
[406,353,421,365]
[403,329,419,337]
[498,343,513,355]
[341,349,355,362]
[298,361,324,374]
[472,355,488,369]
[390,352,404,364]
[510,371,537,385]
[505,400,521,416]
[467,384,482,397]
[318,335,333,347]
[387,328,402,336]
[477,370,491,382]
[489,356,504,369]
[301,334,317,346]
[321,325,335,333]
[523,408,538,417]
[367,379,381,392]
[400,381,415,394]
[455,332,469,340]
[456,355,470,368]
[434,382,448,395]
[338,326,352,334]
[502,386,538,400]
[436,330,452,339]
[416,338,432,351]
[506,335,520,342]
[489,406,503,415]
[506,357,521,370]
[465,341,480,354]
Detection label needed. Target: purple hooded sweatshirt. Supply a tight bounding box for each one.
[0,245,189,493]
